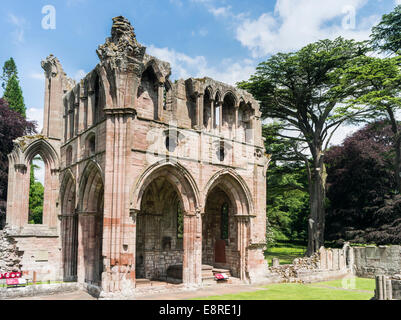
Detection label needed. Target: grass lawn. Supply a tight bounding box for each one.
[265,241,307,266]
[195,277,375,300]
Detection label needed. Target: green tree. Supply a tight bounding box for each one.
[371,5,401,55]
[239,37,371,255]
[1,58,18,90]
[28,160,44,225]
[263,123,309,243]
[3,74,26,117]
[340,55,401,193]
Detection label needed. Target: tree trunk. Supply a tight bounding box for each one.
[307,156,327,256]
[386,108,401,194]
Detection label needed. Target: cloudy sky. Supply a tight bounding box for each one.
[0,0,400,181]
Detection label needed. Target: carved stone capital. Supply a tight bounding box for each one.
[129,209,140,223]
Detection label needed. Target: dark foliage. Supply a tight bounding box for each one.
[0,98,36,203]
[325,121,401,244]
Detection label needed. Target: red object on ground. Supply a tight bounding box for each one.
[6,278,20,285]
[0,272,22,279]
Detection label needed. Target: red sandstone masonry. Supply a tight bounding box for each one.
[4,16,270,296]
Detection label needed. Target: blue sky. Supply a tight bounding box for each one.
[0,0,399,138]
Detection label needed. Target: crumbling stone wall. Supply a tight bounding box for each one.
[0,228,22,273]
[0,201,5,230]
[268,246,350,282]
[269,252,321,280]
[354,245,401,278]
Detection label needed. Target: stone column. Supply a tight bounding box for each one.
[234,105,239,139]
[236,215,250,282]
[79,88,87,133]
[196,93,204,130]
[87,91,94,128]
[128,209,139,285]
[218,101,223,133]
[101,108,136,294]
[158,82,165,121]
[182,211,202,286]
[6,163,28,227]
[210,99,215,132]
[60,213,78,281]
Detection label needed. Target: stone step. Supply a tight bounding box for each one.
[202,265,213,271]
[212,268,232,278]
[136,279,151,287]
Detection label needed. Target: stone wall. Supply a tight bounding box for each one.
[0,201,6,230]
[267,245,351,283]
[0,228,22,273]
[6,226,62,282]
[353,245,401,278]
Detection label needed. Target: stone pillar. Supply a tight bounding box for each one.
[41,55,66,140]
[158,82,164,121]
[182,211,202,286]
[272,258,280,267]
[6,163,28,227]
[210,99,215,132]
[60,213,78,281]
[101,109,136,294]
[87,91,94,128]
[236,215,250,282]
[79,84,87,133]
[218,101,223,133]
[196,93,204,130]
[234,105,239,139]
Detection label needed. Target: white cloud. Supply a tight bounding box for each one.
[26,107,44,133]
[73,69,87,81]
[147,45,255,85]
[8,13,27,44]
[235,0,378,58]
[30,73,45,80]
[395,0,401,5]
[170,0,183,7]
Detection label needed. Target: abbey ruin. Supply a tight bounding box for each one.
[2,16,271,297]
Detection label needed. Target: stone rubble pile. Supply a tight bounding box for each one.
[269,252,321,282]
[0,228,21,273]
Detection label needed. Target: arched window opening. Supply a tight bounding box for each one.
[217,143,225,162]
[93,75,100,124]
[222,93,236,131]
[69,94,75,140]
[177,202,183,239]
[66,146,72,166]
[28,155,44,224]
[239,101,254,143]
[203,89,212,130]
[165,135,177,153]
[137,67,159,120]
[86,134,96,157]
[64,99,68,142]
[221,202,229,240]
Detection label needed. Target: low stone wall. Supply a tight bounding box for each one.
[266,245,351,283]
[353,245,401,278]
[1,225,62,282]
[0,229,22,273]
[0,282,79,299]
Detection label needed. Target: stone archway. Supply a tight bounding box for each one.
[60,170,78,282]
[77,161,104,286]
[131,162,201,286]
[136,176,184,282]
[203,170,253,281]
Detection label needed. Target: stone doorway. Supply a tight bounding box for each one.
[202,186,239,278]
[77,162,104,286]
[135,176,184,284]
